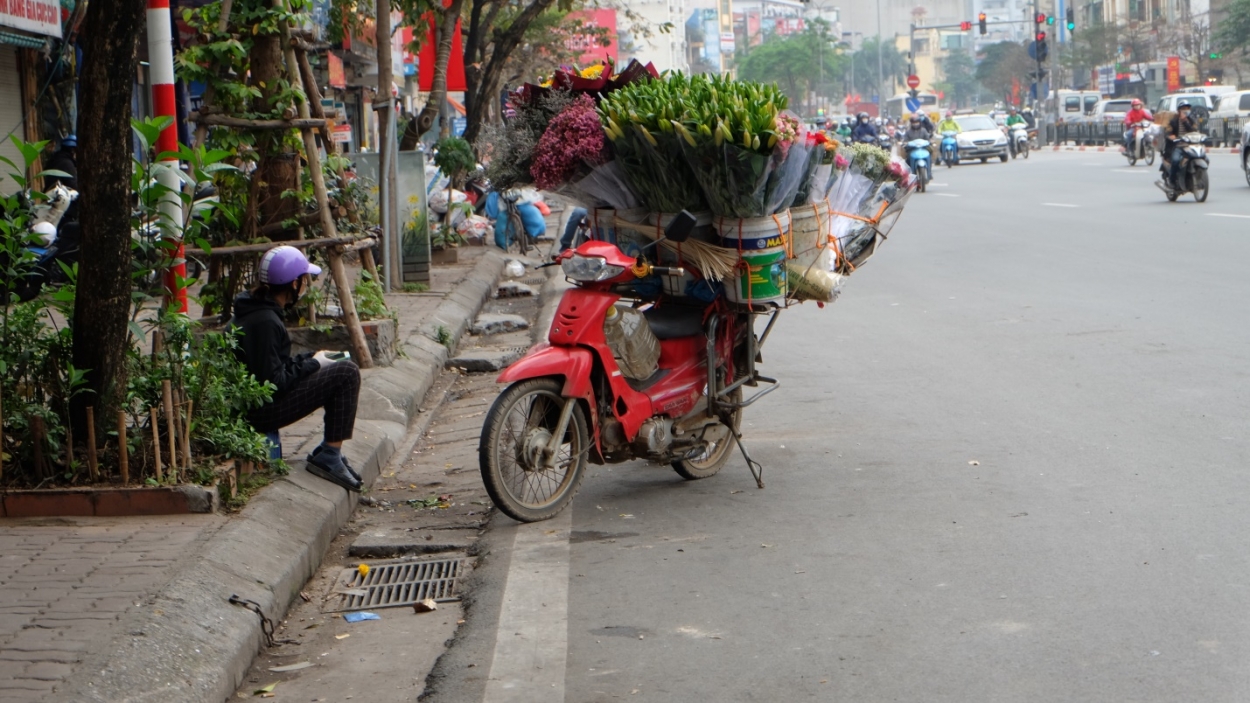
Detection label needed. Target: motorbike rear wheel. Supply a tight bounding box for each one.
[672,390,742,480]
[1193,170,1210,203]
[479,378,589,522]
[1145,144,1155,166]
[1021,142,1029,159]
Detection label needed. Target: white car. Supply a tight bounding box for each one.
[1239,121,1250,187]
[953,114,1009,163]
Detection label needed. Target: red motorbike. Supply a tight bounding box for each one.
[479,212,777,522]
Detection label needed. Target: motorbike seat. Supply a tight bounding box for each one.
[643,304,705,340]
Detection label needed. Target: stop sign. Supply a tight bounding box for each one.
[906,74,921,89]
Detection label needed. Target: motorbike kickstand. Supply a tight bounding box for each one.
[726,424,765,489]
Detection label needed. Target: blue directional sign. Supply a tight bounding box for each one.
[905,97,921,113]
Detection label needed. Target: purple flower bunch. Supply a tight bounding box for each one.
[530,94,609,190]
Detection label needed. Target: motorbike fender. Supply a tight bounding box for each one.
[497,343,595,401]
[1193,159,1210,169]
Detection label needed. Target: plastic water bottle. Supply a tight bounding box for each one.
[603,305,628,372]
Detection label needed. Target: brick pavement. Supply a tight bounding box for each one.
[0,516,225,701]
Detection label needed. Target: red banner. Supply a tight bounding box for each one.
[1167,56,1181,92]
[419,8,467,92]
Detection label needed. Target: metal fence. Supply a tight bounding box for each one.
[1048,116,1247,153]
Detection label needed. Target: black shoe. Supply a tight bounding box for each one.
[306,451,363,492]
[312,444,361,482]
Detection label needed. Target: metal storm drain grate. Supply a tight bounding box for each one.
[326,555,468,612]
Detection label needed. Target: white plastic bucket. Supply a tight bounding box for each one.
[713,210,791,306]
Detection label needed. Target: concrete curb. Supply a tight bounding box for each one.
[55,252,508,703]
[1050,144,1242,155]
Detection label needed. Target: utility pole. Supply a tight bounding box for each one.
[876,0,884,113]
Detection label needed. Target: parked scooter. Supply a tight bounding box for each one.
[1157,132,1210,202]
[479,212,773,522]
[906,138,932,193]
[11,184,81,302]
[1009,123,1030,159]
[939,131,959,167]
[1123,121,1155,166]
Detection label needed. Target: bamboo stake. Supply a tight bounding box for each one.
[151,328,164,363]
[162,380,179,479]
[360,246,379,281]
[187,112,330,130]
[85,406,99,481]
[65,415,74,476]
[150,407,163,482]
[0,383,5,481]
[117,411,129,485]
[182,399,193,471]
[32,416,44,479]
[327,248,374,368]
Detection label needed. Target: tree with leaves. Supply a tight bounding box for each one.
[975,41,1033,104]
[738,24,846,115]
[935,50,980,109]
[847,37,907,100]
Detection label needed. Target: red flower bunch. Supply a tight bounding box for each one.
[530,94,609,190]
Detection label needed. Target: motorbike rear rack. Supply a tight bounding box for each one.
[706,309,780,413]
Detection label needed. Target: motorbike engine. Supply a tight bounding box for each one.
[633,418,675,458]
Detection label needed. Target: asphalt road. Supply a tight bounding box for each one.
[429,149,1250,702]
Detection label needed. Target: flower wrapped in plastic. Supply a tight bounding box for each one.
[678,110,813,218]
[826,143,916,275]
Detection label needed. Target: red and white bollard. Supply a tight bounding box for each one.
[146,0,186,313]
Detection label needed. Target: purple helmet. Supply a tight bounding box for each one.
[258,246,321,286]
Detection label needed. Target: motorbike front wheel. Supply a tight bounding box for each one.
[1193,170,1210,203]
[479,377,590,522]
[1145,144,1155,166]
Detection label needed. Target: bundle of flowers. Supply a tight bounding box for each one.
[668,74,811,218]
[529,94,608,191]
[518,59,660,106]
[826,142,916,274]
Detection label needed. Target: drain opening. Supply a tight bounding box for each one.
[326,555,468,612]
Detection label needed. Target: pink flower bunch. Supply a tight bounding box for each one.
[886,158,911,182]
[530,94,608,190]
[774,112,802,158]
[834,153,850,170]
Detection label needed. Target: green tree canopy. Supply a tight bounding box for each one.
[737,22,847,116]
[975,41,1033,104]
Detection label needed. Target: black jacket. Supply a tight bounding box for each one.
[44,150,77,191]
[230,291,318,398]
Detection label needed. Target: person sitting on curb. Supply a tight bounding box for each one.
[230,246,364,491]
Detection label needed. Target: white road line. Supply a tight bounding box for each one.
[1042,203,1080,208]
[483,509,572,703]
[1207,213,1250,219]
[932,193,960,197]
[1111,169,1153,173]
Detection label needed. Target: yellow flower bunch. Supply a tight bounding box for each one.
[579,64,605,79]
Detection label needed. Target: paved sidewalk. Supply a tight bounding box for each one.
[0,245,507,703]
[0,517,224,701]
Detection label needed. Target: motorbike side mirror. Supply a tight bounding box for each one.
[664,210,696,243]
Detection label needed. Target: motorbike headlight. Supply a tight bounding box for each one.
[561,254,625,282]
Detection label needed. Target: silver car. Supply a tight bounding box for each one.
[1240,120,1250,186]
[954,114,1010,163]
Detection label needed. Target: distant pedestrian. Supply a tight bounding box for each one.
[230,246,364,491]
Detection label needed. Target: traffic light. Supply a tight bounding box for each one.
[1035,12,1046,24]
[978,12,987,34]
[1036,31,1046,42]
[1046,15,1055,25]
[960,20,972,31]
[1066,7,1075,33]
[1036,32,1048,61]
[1210,51,1223,59]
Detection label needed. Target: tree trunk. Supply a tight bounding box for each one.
[249,33,299,240]
[401,0,467,150]
[462,0,558,145]
[71,0,145,433]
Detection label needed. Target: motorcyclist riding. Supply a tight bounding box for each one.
[1021,108,1037,130]
[1005,107,1026,129]
[851,112,879,143]
[936,110,960,134]
[902,114,934,179]
[1123,98,1153,151]
[836,117,853,140]
[1161,99,1198,192]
